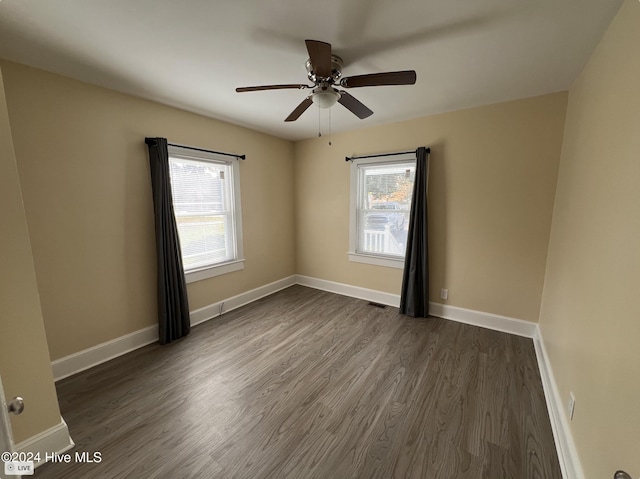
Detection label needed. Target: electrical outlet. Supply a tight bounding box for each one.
[440,289,449,300]
[568,392,576,420]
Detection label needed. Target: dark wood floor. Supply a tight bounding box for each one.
[35,285,561,478]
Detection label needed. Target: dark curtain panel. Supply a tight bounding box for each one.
[145,137,190,344]
[400,147,430,317]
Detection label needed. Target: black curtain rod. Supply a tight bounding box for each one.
[145,138,245,160]
[345,147,430,162]
[169,143,246,160]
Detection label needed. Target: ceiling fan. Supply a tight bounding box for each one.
[236,40,417,122]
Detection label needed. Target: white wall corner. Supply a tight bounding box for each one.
[533,325,585,479]
[15,417,74,468]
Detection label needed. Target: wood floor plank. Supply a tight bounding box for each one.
[35,285,561,478]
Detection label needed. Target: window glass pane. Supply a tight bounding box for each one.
[168,157,235,271]
[357,161,415,257]
[175,214,232,270]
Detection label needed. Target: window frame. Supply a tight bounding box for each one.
[348,152,418,269]
[167,144,244,283]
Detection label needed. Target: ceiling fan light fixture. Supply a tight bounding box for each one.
[311,89,340,109]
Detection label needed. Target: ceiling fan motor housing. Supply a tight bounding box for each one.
[306,54,344,84]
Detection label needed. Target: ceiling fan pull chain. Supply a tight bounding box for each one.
[318,105,322,138]
[328,107,332,146]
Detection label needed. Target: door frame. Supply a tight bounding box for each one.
[0,374,19,479]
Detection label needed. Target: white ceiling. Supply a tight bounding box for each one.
[0,0,623,141]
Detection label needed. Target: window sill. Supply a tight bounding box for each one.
[348,252,404,269]
[184,259,245,284]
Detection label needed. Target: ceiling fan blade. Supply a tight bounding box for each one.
[236,84,309,92]
[340,70,417,88]
[337,91,373,119]
[285,97,313,122]
[305,39,332,78]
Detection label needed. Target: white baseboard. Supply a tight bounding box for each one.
[15,417,74,468]
[533,326,584,479]
[190,275,297,325]
[52,275,297,382]
[428,302,537,338]
[295,275,536,338]
[295,275,402,307]
[51,325,158,381]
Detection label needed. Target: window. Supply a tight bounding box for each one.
[168,145,244,283]
[349,153,417,269]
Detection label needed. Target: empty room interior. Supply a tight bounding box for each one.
[0,0,638,478]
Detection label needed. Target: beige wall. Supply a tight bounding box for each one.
[1,61,295,361]
[0,67,61,443]
[294,93,567,322]
[538,0,640,476]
